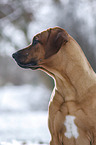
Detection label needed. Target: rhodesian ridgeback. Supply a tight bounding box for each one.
[12,27,96,145]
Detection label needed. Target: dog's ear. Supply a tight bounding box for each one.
[45,29,68,59]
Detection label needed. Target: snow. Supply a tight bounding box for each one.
[1,140,48,145]
[0,111,50,143]
[0,85,51,144]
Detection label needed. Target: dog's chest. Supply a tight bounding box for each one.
[52,102,93,144]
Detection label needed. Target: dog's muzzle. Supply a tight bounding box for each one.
[12,52,39,70]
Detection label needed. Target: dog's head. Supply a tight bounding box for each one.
[12,27,68,70]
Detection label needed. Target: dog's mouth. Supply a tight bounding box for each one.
[16,61,39,70]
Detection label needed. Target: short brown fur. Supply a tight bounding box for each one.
[12,27,96,145]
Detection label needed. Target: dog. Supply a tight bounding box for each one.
[12,27,96,145]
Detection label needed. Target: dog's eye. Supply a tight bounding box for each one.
[32,37,39,46]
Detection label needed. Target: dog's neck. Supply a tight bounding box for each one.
[42,36,96,103]
[54,67,96,103]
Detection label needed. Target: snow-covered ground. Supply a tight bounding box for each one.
[0,111,50,144]
[0,85,51,144]
[1,141,48,145]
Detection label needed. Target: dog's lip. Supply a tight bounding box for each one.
[16,61,39,70]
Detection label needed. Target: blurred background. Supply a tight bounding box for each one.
[0,0,96,144]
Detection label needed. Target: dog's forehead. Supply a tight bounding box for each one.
[34,29,51,43]
[33,27,67,47]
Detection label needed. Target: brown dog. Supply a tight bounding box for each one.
[12,27,96,145]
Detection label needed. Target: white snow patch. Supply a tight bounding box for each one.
[64,115,79,139]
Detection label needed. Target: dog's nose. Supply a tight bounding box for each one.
[12,52,18,59]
